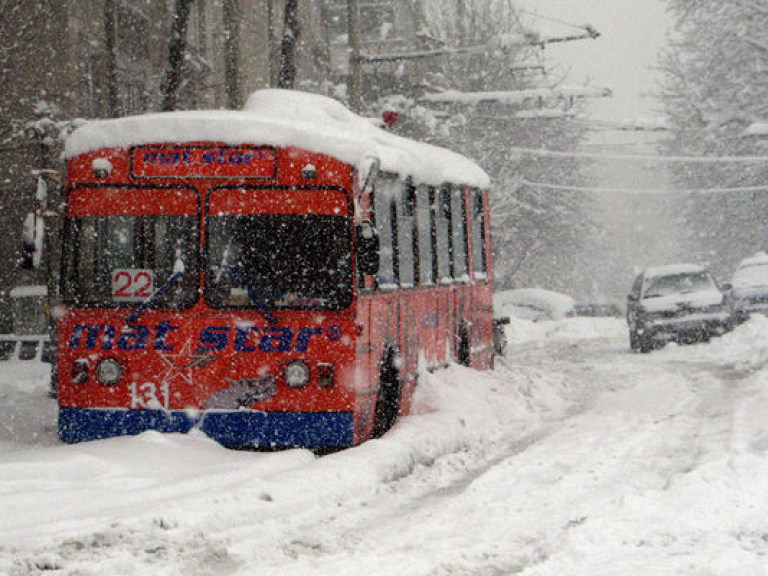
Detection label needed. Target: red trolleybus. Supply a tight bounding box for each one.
[57,89,500,449]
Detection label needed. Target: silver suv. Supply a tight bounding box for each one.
[627,264,732,353]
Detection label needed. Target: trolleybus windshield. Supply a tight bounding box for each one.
[61,187,200,309]
[205,188,353,311]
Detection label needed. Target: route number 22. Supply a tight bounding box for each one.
[112,268,155,302]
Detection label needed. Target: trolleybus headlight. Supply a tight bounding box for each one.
[96,358,122,386]
[284,360,310,388]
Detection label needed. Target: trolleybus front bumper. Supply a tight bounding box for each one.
[59,407,355,448]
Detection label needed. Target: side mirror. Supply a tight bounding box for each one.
[627,293,637,302]
[358,154,381,195]
[355,221,379,276]
[721,282,732,292]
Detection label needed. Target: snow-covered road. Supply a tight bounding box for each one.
[3,316,768,575]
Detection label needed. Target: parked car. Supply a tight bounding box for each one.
[728,252,768,324]
[627,264,732,353]
[494,288,575,322]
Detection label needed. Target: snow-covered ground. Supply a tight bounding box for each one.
[3,315,768,574]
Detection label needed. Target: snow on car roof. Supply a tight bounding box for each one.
[737,251,768,269]
[64,89,490,189]
[643,263,707,278]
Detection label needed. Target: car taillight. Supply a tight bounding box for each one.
[317,363,335,387]
[72,358,89,384]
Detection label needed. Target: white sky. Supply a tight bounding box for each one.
[519,0,670,122]
[514,1,681,302]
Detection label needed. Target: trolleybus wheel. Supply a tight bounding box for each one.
[457,322,471,367]
[373,348,402,438]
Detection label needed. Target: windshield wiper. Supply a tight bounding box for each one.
[215,243,231,283]
[226,266,278,325]
[127,255,185,325]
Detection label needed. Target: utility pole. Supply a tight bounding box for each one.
[347,0,362,112]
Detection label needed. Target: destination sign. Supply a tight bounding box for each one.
[131,145,277,180]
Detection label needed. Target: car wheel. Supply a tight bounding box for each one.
[638,336,653,354]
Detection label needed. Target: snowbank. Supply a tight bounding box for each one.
[5,317,768,573]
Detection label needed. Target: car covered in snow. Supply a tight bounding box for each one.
[727,252,768,324]
[626,264,732,352]
[494,288,576,322]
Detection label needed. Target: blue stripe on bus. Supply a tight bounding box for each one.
[58,407,354,448]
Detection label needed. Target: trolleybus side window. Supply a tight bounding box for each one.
[435,185,453,284]
[416,185,434,286]
[470,189,487,278]
[374,176,398,290]
[396,184,416,288]
[451,186,469,282]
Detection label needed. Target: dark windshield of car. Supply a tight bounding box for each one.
[205,214,352,310]
[61,215,199,308]
[642,272,713,298]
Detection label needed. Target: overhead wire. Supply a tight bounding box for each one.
[518,9,590,31]
[519,179,768,195]
[509,146,768,163]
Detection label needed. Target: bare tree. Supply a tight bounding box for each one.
[162,0,194,111]
[661,0,768,276]
[346,0,362,111]
[103,0,121,118]
[278,0,300,89]
[223,0,241,108]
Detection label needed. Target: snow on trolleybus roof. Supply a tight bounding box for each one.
[64,89,490,189]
